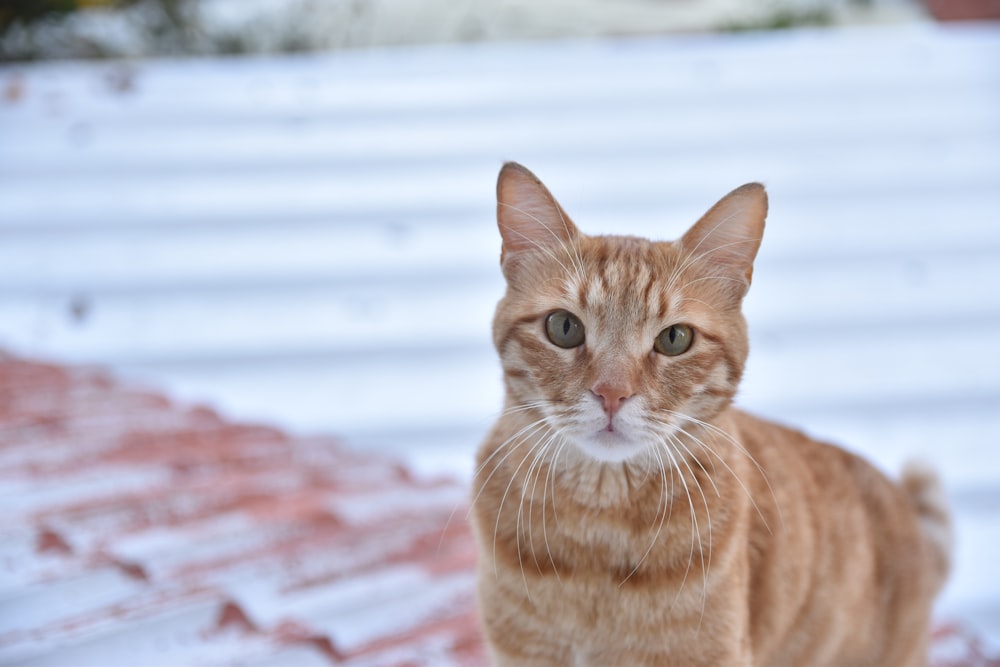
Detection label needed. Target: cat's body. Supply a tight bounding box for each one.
[471,163,951,667]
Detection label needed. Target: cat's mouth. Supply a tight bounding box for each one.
[559,401,660,463]
[575,427,648,463]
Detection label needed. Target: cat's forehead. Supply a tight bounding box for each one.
[575,234,679,285]
[587,233,663,254]
[559,233,685,320]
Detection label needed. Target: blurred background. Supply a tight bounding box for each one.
[1,0,999,663]
[0,0,944,58]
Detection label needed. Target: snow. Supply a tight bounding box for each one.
[0,467,172,516]
[0,568,143,636]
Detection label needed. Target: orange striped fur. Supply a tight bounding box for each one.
[471,162,951,666]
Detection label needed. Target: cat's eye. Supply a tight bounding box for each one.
[545,310,585,349]
[654,324,694,356]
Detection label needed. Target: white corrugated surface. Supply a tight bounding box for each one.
[2,22,999,639]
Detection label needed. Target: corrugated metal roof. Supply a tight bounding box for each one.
[0,355,483,665]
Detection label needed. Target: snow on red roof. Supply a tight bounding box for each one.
[0,353,484,666]
[0,352,994,666]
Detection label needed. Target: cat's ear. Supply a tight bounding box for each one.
[679,183,767,298]
[496,162,580,274]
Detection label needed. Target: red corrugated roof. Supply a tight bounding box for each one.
[0,353,484,666]
[0,352,994,666]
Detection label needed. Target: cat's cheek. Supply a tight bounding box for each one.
[681,365,738,417]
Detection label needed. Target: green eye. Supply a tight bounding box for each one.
[654,324,694,356]
[545,310,585,349]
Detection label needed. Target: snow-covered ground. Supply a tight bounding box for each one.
[2,21,999,650]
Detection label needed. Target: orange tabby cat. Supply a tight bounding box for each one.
[471,162,952,667]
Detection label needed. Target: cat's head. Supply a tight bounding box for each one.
[492,162,766,464]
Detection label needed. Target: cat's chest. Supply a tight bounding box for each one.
[505,545,723,659]
[510,485,711,584]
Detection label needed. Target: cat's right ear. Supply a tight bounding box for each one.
[496,162,580,275]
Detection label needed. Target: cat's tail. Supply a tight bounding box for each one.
[901,460,953,593]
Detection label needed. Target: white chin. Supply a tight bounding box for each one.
[574,431,648,463]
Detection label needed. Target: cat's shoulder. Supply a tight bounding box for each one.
[726,406,814,443]
[726,407,854,461]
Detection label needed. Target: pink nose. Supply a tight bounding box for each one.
[591,382,634,419]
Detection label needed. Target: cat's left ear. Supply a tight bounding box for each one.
[496,162,580,276]
[679,183,767,298]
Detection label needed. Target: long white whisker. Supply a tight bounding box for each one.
[678,424,771,534]
[541,430,568,581]
[620,443,672,585]
[664,429,721,498]
[548,435,570,531]
[663,409,781,531]
[469,418,550,517]
[522,430,559,576]
[500,400,552,416]
[666,432,712,630]
[657,442,700,611]
[446,410,549,560]
[496,427,553,597]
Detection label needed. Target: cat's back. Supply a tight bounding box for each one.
[727,407,950,666]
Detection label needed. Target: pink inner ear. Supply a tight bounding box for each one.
[679,183,767,287]
[496,162,579,257]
